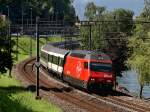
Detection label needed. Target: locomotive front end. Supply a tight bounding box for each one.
[87,53,115,89]
[88,62,114,88]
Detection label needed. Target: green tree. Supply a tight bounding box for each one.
[107,9,134,75]
[0,0,76,24]
[127,29,150,98]
[127,0,150,98]
[139,0,150,35]
[84,2,97,20]
[83,2,134,75]
[83,2,106,50]
[0,15,13,74]
[141,0,150,19]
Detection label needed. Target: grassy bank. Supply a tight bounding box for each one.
[0,36,63,112]
[0,75,62,112]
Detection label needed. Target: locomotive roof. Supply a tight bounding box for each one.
[70,50,104,54]
[69,50,111,60]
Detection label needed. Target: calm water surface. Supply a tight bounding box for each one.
[117,70,150,98]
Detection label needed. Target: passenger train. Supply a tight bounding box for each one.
[40,41,115,90]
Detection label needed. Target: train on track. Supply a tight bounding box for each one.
[40,41,115,90]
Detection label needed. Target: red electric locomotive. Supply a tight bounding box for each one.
[63,50,115,89]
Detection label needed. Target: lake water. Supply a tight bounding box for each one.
[117,70,150,99]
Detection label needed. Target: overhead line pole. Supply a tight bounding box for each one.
[89,24,92,51]
[16,26,19,61]
[30,8,33,58]
[22,1,24,34]
[35,16,41,100]
[7,5,12,78]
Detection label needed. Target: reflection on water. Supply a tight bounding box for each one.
[117,70,150,98]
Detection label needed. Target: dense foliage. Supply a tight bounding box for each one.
[127,0,150,98]
[0,16,13,74]
[81,2,134,76]
[0,0,76,24]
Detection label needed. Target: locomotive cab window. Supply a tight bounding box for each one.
[90,62,112,72]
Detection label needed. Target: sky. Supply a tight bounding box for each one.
[73,0,145,20]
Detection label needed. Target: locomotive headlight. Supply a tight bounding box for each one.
[107,80,112,83]
[91,78,95,81]
[90,78,95,82]
[104,74,112,78]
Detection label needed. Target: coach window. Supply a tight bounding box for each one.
[52,56,59,65]
[40,52,43,59]
[41,51,47,61]
[41,52,44,59]
[48,55,52,62]
[44,53,48,62]
[59,58,64,67]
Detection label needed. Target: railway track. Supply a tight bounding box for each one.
[95,95,150,112]
[109,96,150,112]
[16,58,150,112]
